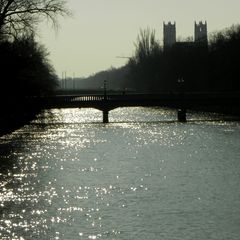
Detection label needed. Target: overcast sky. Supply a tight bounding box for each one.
[38,0,240,78]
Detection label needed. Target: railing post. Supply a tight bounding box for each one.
[177,108,186,122]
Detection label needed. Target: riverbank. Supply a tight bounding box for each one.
[0,97,42,137]
[0,111,40,137]
[188,105,240,121]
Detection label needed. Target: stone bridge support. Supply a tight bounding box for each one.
[103,110,109,123]
[177,108,186,122]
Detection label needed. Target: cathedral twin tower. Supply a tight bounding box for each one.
[163,21,208,49]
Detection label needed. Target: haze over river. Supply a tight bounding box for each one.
[1,107,240,240]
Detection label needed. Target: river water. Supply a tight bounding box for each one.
[0,107,240,240]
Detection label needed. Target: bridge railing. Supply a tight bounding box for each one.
[35,92,240,110]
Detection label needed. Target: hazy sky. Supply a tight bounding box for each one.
[38,0,240,78]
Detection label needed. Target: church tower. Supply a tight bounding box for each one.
[194,21,208,43]
[163,21,176,49]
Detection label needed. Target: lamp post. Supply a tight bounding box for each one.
[102,79,109,123]
[104,79,107,100]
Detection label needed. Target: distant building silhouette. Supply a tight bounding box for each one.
[163,21,208,49]
[194,21,208,43]
[163,21,176,49]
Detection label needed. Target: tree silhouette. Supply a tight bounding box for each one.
[128,28,163,91]
[127,25,240,93]
[0,35,58,97]
[0,0,70,38]
[209,25,240,91]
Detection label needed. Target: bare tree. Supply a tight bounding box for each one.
[132,28,161,63]
[0,0,70,38]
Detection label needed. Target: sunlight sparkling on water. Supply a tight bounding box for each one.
[1,108,240,239]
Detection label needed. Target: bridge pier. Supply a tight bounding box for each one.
[177,108,186,122]
[103,110,109,123]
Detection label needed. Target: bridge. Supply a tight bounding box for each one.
[38,92,240,123]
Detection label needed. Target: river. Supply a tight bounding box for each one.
[0,107,240,240]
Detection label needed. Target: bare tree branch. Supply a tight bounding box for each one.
[0,0,70,39]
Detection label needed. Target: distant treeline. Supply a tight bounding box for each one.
[68,66,129,91]
[79,24,240,93]
[127,25,240,92]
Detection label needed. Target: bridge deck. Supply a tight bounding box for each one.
[41,92,240,111]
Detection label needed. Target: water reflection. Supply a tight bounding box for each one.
[0,108,240,239]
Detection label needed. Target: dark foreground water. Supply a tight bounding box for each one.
[0,108,240,240]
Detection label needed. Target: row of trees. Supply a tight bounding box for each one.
[0,0,70,97]
[127,25,240,92]
[0,35,58,96]
[77,66,129,91]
